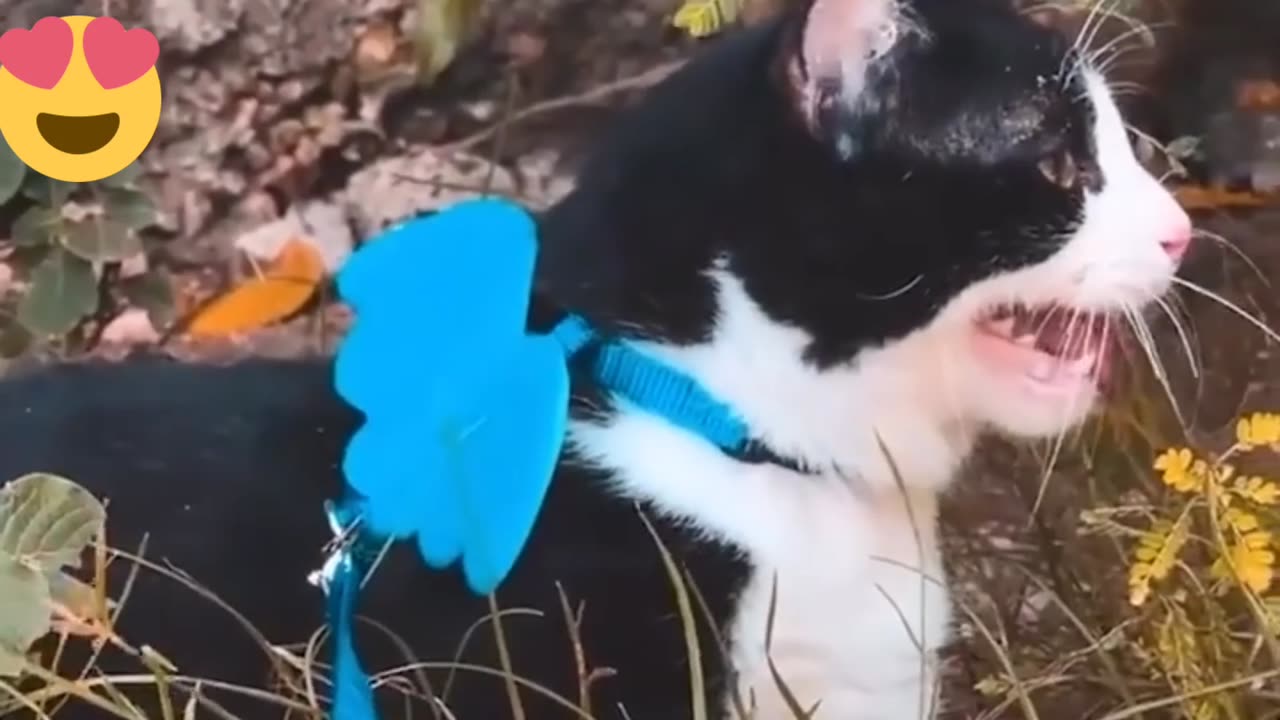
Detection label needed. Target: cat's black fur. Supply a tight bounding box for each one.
[539,1,1097,366]
[2,358,745,720]
[1,2,1118,718]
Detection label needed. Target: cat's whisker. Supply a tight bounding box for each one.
[1165,291,1209,403]
[1153,294,1200,378]
[1085,20,1167,75]
[1059,0,1110,79]
[1070,0,1111,62]
[1085,0,1151,55]
[1193,226,1270,286]
[1123,122,1175,164]
[1093,47,1153,82]
[1122,303,1188,432]
[1028,303,1089,520]
[1107,82,1149,98]
[1171,276,1280,345]
[1070,0,1133,77]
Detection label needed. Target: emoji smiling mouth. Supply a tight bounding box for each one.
[36,112,120,154]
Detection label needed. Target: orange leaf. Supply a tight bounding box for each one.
[186,239,326,337]
[1238,80,1280,110]
[1173,184,1269,211]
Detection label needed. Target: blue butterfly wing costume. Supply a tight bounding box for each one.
[324,198,594,719]
[335,199,571,592]
[322,197,751,719]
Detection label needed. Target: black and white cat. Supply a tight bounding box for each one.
[0,0,1192,718]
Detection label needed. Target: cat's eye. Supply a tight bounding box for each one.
[1038,151,1079,189]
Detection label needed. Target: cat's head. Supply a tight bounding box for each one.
[750,0,1193,439]
[540,0,1193,468]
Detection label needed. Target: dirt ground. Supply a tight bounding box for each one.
[3,0,1279,717]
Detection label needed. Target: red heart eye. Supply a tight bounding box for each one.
[82,17,158,90]
[0,17,74,90]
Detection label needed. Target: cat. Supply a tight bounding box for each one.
[0,0,1192,718]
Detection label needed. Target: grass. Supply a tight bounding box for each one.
[941,331,1280,719]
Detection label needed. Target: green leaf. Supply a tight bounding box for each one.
[16,249,99,337]
[100,187,158,230]
[61,216,143,263]
[122,269,176,329]
[0,134,26,205]
[21,172,77,208]
[10,206,63,248]
[0,473,106,573]
[98,162,142,189]
[0,555,49,677]
[414,0,482,85]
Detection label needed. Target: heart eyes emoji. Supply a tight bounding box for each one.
[82,18,159,89]
[0,17,157,91]
[0,17,74,90]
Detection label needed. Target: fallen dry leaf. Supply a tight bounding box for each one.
[1238,80,1280,110]
[1173,184,1272,211]
[185,239,326,337]
[354,20,406,84]
[356,22,401,65]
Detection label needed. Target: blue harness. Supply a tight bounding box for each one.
[318,198,801,719]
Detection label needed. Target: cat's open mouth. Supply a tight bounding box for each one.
[973,303,1114,394]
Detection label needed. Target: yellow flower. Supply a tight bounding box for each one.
[1212,531,1276,594]
[1224,507,1260,533]
[1236,412,1280,449]
[1154,447,1200,493]
[1129,517,1189,606]
[1234,475,1280,505]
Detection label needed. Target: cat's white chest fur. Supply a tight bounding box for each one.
[725,471,950,720]
[571,407,953,720]
[568,273,969,719]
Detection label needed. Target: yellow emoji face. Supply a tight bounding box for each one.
[0,16,161,182]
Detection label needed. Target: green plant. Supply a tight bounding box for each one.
[0,134,173,366]
[0,473,107,676]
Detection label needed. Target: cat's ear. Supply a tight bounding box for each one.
[790,0,908,130]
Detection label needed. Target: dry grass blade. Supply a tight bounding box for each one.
[683,569,753,720]
[636,504,709,720]
[374,661,596,719]
[871,433,934,719]
[761,574,819,720]
[439,607,543,702]
[1098,668,1280,720]
[487,593,528,720]
[872,554,1043,720]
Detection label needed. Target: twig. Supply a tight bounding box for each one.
[437,60,687,154]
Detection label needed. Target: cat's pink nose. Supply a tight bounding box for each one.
[1160,218,1193,263]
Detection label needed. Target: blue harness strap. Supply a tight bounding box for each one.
[317,199,760,720]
